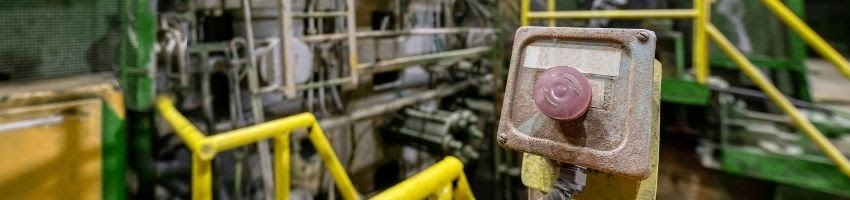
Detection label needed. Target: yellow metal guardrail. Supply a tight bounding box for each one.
[156,96,474,200]
[520,0,850,178]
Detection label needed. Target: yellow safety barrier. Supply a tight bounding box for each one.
[706,24,850,177]
[760,0,850,80]
[156,96,475,200]
[370,157,474,200]
[520,0,850,178]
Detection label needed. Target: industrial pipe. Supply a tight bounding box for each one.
[525,9,698,20]
[359,46,492,74]
[299,28,494,42]
[319,78,479,130]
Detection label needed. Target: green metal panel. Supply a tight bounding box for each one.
[119,0,156,111]
[101,101,126,200]
[661,79,710,106]
[721,147,850,197]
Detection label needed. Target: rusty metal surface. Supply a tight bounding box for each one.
[497,27,657,179]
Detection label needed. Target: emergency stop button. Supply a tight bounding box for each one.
[532,66,592,121]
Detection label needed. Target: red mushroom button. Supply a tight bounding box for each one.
[532,66,592,121]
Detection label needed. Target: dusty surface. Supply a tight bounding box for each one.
[497,27,658,179]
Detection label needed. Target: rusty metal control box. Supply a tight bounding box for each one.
[497,27,659,179]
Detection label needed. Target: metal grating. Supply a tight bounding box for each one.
[0,0,128,82]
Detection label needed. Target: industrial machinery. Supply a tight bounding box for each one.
[2,0,850,199]
[144,0,502,199]
[1,0,505,199]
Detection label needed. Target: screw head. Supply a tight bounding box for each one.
[532,66,592,121]
[497,133,507,144]
[637,31,650,42]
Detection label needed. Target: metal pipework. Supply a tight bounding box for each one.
[345,0,359,86]
[319,77,482,130]
[299,28,495,43]
[292,11,346,18]
[384,108,484,162]
[277,0,358,98]
[706,24,850,178]
[526,9,698,20]
[760,0,850,81]
[277,0,296,98]
[283,47,490,90]
[239,0,276,197]
[359,46,492,74]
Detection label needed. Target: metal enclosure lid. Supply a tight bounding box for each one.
[497,27,658,179]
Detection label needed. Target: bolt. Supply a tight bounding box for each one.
[637,31,650,42]
[497,133,507,144]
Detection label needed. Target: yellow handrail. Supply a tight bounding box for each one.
[706,24,850,177]
[370,157,474,200]
[519,0,850,178]
[157,96,358,200]
[760,0,850,80]
[156,96,475,200]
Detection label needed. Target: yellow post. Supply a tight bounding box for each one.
[693,0,710,84]
[761,0,850,80]
[547,0,556,27]
[707,24,850,178]
[435,184,454,200]
[192,155,213,200]
[453,173,474,200]
[308,124,360,200]
[521,0,530,26]
[274,135,291,200]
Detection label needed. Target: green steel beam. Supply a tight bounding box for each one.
[120,0,157,198]
[721,147,850,196]
[102,101,126,200]
[661,79,710,106]
[120,0,157,111]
